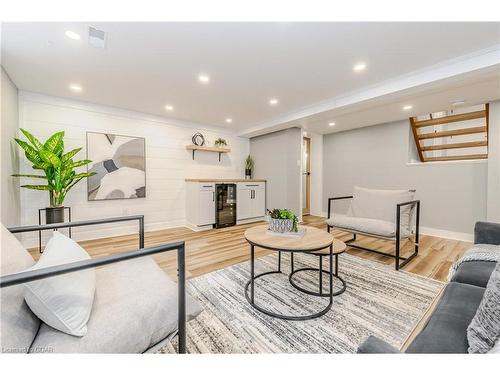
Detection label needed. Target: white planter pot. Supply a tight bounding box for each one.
[268,218,294,233]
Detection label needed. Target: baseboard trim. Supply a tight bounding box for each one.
[419,227,473,242]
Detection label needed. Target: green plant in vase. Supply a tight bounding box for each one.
[12,129,95,223]
[214,138,228,147]
[245,155,253,179]
[267,208,298,232]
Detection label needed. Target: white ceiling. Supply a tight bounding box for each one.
[2,22,500,136]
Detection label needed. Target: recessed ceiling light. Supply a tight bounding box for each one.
[269,98,279,106]
[225,118,233,124]
[198,74,210,84]
[65,30,81,40]
[353,62,367,72]
[452,100,466,107]
[165,105,174,111]
[329,122,336,127]
[403,105,413,110]
[69,84,82,92]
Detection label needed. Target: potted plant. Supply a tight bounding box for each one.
[214,138,227,147]
[267,208,298,233]
[12,129,95,224]
[245,155,253,179]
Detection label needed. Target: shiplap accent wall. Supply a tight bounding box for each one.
[18,92,249,246]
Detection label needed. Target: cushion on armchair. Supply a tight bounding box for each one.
[0,224,41,353]
[30,256,202,353]
[347,186,415,229]
[23,232,96,337]
[326,214,411,239]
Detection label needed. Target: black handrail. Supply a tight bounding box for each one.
[8,215,145,249]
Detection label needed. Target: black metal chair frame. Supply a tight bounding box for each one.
[0,215,187,354]
[327,196,420,270]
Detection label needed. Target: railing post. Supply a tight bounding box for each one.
[177,242,186,354]
[415,201,420,254]
[395,205,401,271]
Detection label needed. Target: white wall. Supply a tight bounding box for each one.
[18,92,249,246]
[487,100,500,222]
[1,66,21,227]
[323,119,488,240]
[250,128,302,219]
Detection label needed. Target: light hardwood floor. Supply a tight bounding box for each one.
[28,215,472,282]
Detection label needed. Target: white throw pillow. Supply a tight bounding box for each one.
[348,186,414,229]
[24,231,96,336]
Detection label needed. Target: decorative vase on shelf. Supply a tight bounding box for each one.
[45,206,65,224]
[245,169,252,179]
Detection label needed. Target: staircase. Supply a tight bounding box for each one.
[410,104,489,162]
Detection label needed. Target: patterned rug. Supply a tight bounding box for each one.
[161,252,444,353]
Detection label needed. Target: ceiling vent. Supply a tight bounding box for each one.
[88,27,106,49]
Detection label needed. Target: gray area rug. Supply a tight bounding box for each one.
[161,252,444,353]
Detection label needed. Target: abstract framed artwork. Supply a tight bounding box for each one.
[86,132,146,201]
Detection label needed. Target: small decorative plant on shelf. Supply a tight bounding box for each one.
[267,208,298,233]
[12,129,95,224]
[245,155,253,179]
[214,138,228,148]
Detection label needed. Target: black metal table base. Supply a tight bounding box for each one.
[245,243,339,321]
[289,253,346,297]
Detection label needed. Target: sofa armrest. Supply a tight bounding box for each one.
[474,221,500,245]
[357,336,402,354]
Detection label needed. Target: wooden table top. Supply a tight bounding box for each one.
[244,225,339,252]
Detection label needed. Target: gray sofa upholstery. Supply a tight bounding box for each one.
[357,221,500,354]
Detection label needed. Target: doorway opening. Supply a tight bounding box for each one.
[302,136,310,216]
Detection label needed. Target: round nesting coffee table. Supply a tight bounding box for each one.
[289,239,347,297]
[244,225,345,321]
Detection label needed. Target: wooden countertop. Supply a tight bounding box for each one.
[185,178,266,182]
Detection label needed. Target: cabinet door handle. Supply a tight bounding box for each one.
[212,192,215,201]
[202,185,212,188]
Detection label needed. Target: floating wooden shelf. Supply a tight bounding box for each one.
[186,145,231,162]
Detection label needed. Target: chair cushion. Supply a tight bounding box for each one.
[406,282,485,353]
[348,186,415,229]
[29,257,202,353]
[326,214,410,239]
[0,224,40,353]
[451,261,497,288]
[24,232,96,336]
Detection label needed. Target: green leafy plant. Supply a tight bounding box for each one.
[267,208,298,232]
[214,138,227,147]
[12,129,95,207]
[245,155,253,170]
